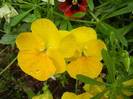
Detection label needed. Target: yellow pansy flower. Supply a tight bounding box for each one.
[16,18,76,81]
[61,92,93,99]
[66,27,107,79]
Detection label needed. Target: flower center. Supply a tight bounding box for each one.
[72,0,77,5]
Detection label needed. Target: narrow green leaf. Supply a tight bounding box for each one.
[22,14,37,23]
[19,4,32,8]
[122,86,133,92]
[4,22,11,34]
[86,0,94,11]
[118,22,133,35]
[70,12,85,18]
[11,9,33,26]
[91,88,111,99]
[119,90,131,99]
[130,56,133,65]
[102,22,128,46]
[34,9,41,19]
[120,74,133,83]
[76,74,109,86]
[47,7,53,19]
[97,23,110,35]
[25,88,36,99]
[104,5,133,19]
[101,49,115,83]
[67,21,73,31]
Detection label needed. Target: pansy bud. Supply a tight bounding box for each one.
[32,85,53,99]
[122,51,130,72]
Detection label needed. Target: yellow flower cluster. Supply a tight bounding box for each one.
[16,18,106,81]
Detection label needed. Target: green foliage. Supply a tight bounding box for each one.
[70,12,85,18]
[86,0,94,11]
[0,0,133,98]
[91,88,111,99]
[11,9,33,26]
[101,49,115,83]
[0,72,24,98]
[0,34,17,47]
[76,74,109,86]
[25,88,36,99]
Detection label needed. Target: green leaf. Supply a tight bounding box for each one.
[76,74,109,86]
[22,14,38,23]
[97,23,110,35]
[118,22,133,35]
[102,22,128,47]
[122,86,133,92]
[104,5,133,19]
[130,56,133,65]
[14,23,31,33]
[59,20,67,30]
[34,9,41,19]
[101,49,115,83]
[118,90,130,99]
[120,74,133,83]
[0,34,17,47]
[4,22,11,34]
[86,0,94,11]
[47,7,53,19]
[70,12,85,18]
[91,88,111,99]
[25,88,36,99]
[67,21,73,31]
[11,9,33,26]
[19,4,32,9]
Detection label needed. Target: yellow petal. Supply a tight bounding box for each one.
[83,84,105,95]
[84,39,107,61]
[123,79,133,86]
[18,50,56,81]
[83,77,104,92]
[58,34,77,58]
[83,77,108,99]
[61,92,78,99]
[16,33,45,51]
[67,56,102,79]
[47,48,66,74]
[65,47,82,61]
[122,79,133,96]
[32,94,53,99]
[58,30,71,40]
[117,96,124,99]
[31,18,59,49]
[78,92,93,99]
[70,27,97,50]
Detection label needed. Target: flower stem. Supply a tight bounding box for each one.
[53,11,65,18]
[75,79,78,94]
[87,9,99,22]
[70,19,96,24]
[95,2,109,9]
[0,56,17,76]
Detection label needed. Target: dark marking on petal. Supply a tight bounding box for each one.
[71,5,80,12]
